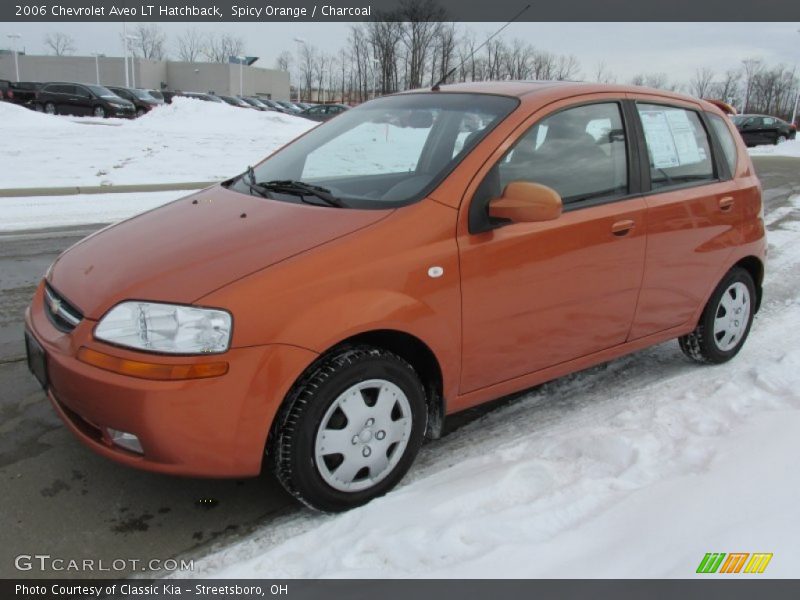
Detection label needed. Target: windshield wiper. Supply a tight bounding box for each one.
[242,166,272,199]
[257,180,348,208]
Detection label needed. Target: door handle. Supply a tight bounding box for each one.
[611,219,635,236]
[718,196,735,211]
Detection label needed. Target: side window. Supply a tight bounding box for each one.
[762,117,776,126]
[637,104,714,190]
[74,86,90,99]
[708,114,738,175]
[493,102,629,205]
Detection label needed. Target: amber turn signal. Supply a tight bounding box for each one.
[77,347,229,381]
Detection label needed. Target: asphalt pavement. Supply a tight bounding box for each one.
[0,155,797,578]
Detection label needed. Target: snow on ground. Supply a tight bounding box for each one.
[182,198,800,579]
[748,138,800,158]
[0,99,314,188]
[0,190,189,231]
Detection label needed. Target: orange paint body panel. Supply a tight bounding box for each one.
[25,82,766,478]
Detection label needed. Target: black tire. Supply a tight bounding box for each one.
[271,345,427,512]
[136,108,146,117]
[679,267,756,364]
[775,135,787,145]
[93,105,106,118]
[44,102,56,115]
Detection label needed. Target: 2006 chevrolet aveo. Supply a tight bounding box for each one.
[26,82,765,511]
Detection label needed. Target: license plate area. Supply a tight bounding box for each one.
[25,332,48,389]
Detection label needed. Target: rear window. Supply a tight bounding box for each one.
[708,114,738,175]
[637,104,715,190]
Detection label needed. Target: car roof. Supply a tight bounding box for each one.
[397,80,722,112]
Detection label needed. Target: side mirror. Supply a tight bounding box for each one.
[488,181,562,224]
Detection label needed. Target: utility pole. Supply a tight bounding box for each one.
[236,55,246,96]
[7,34,21,82]
[91,53,101,84]
[125,35,140,88]
[122,22,129,86]
[293,37,306,102]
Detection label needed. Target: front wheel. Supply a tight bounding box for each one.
[679,267,756,364]
[93,105,106,118]
[271,345,427,512]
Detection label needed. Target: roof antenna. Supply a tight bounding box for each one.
[432,3,531,91]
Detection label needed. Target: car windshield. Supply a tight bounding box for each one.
[85,84,117,98]
[229,93,519,209]
[133,89,157,100]
[148,90,164,100]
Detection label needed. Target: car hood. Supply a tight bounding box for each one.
[49,185,390,319]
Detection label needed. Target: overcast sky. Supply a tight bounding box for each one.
[1,21,798,84]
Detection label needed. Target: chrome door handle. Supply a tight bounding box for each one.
[719,196,735,211]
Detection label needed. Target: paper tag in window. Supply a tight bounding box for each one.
[639,111,680,169]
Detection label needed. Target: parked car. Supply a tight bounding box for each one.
[26,82,765,512]
[179,91,224,103]
[160,90,179,104]
[258,98,292,114]
[0,81,43,108]
[215,94,254,109]
[275,100,303,113]
[239,96,274,111]
[35,82,135,118]
[0,79,12,102]
[732,114,796,146]
[106,86,164,116]
[300,103,350,122]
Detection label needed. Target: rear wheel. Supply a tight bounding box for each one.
[44,102,56,115]
[271,345,427,512]
[93,105,106,118]
[679,267,756,364]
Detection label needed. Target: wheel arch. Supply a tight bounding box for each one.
[733,255,764,312]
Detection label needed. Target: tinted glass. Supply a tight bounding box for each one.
[493,102,629,205]
[708,114,738,175]
[637,104,714,189]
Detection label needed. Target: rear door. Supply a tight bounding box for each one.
[458,97,647,393]
[627,96,745,339]
[73,85,93,115]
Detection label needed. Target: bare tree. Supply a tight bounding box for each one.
[296,42,317,102]
[204,33,245,63]
[176,28,206,62]
[398,0,446,89]
[689,67,715,99]
[132,24,167,61]
[741,58,763,113]
[275,51,292,72]
[594,61,616,83]
[44,32,76,56]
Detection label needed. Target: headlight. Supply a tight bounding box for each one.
[95,302,232,354]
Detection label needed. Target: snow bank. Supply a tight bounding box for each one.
[185,198,800,579]
[748,138,800,158]
[0,98,314,188]
[0,101,77,131]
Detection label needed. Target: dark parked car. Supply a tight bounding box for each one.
[159,90,179,104]
[179,91,224,103]
[0,79,12,102]
[732,114,796,146]
[106,86,164,116]
[11,81,44,108]
[214,94,254,109]
[239,96,274,111]
[300,103,350,122]
[257,98,293,114]
[35,82,135,118]
[275,100,303,113]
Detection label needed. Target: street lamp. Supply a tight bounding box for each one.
[235,55,246,96]
[792,29,800,127]
[294,37,306,102]
[7,33,21,82]
[125,35,140,88]
[91,53,102,84]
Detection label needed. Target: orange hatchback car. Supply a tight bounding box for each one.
[25,82,765,511]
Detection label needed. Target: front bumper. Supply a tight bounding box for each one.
[25,281,317,478]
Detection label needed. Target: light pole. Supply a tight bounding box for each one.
[125,35,140,88]
[236,55,246,96]
[7,33,21,82]
[373,60,379,100]
[293,37,306,102]
[91,53,101,84]
[122,23,129,86]
[792,29,800,127]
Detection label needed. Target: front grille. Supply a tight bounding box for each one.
[44,283,83,333]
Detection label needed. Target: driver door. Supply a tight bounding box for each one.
[458,99,646,393]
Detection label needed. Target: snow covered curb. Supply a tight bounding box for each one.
[748,138,800,158]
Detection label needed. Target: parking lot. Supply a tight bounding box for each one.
[0,155,796,578]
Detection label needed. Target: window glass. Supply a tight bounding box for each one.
[708,114,738,175]
[491,102,629,205]
[637,104,714,189]
[763,117,776,126]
